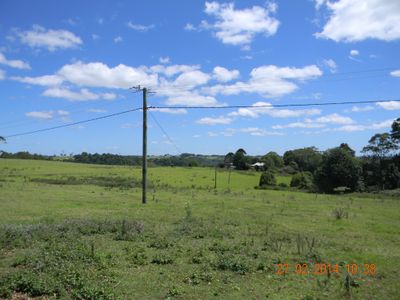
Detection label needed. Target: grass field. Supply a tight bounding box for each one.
[0,159,399,299]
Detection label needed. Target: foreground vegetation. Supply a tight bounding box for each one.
[0,159,399,299]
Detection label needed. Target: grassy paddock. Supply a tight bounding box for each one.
[0,159,399,299]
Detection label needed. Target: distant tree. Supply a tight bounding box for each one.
[236,148,247,155]
[262,152,283,169]
[362,133,398,158]
[188,160,198,167]
[384,163,400,189]
[224,152,234,167]
[233,148,249,170]
[283,147,322,173]
[390,118,400,142]
[290,172,314,190]
[259,170,276,187]
[315,147,361,193]
[340,143,355,157]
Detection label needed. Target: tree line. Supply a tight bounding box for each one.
[226,118,399,193]
[1,118,399,193]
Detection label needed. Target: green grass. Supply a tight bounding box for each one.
[0,159,399,299]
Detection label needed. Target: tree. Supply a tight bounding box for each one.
[315,147,361,193]
[384,163,400,189]
[233,148,249,170]
[290,172,314,190]
[224,152,234,167]
[340,143,355,157]
[362,133,398,158]
[262,152,283,169]
[362,132,398,190]
[259,170,276,186]
[283,147,322,173]
[390,117,400,142]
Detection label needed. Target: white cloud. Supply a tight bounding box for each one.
[149,64,200,77]
[165,91,219,106]
[0,69,5,80]
[196,116,232,125]
[57,61,158,89]
[127,22,155,32]
[26,111,53,120]
[114,36,123,43]
[152,108,187,115]
[390,70,400,77]
[173,70,211,88]
[205,65,322,98]
[92,34,100,40]
[314,113,354,124]
[25,110,70,120]
[0,52,31,69]
[315,0,400,42]
[11,75,63,86]
[323,58,337,73]
[228,101,321,119]
[159,56,170,64]
[203,1,279,47]
[334,119,394,132]
[205,128,236,137]
[240,127,283,136]
[17,25,82,51]
[43,87,116,101]
[220,128,236,136]
[213,66,239,82]
[350,49,359,56]
[57,110,69,116]
[184,23,196,31]
[377,101,400,110]
[315,0,328,9]
[348,105,374,112]
[272,122,325,129]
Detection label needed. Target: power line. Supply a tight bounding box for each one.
[4,107,142,139]
[0,98,134,131]
[148,99,400,110]
[3,98,399,140]
[149,111,182,154]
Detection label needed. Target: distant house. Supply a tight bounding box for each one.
[251,162,265,171]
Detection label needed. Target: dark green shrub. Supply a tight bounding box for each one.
[259,170,276,187]
[290,172,313,190]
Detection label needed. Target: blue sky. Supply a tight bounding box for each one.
[0,0,399,156]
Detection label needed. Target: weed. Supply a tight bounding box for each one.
[0,239,115,299]
[151,252,174,265]
[166,285,182,298]
[148,236,174,249]
[214,254,250,275]
[124,246,148,266]
[332,208,348,220]
[114,219,145,241]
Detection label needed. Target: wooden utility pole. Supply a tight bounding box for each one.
[214,167,217,189]
[142,87,148,204]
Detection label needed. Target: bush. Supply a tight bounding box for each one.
[259,171,276,187]
[290,172,313,190]
[315,147,361,193]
